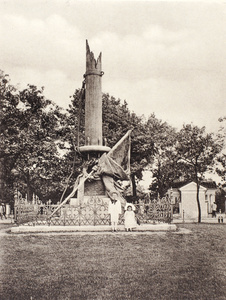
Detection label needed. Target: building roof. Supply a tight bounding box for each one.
[171,181,190,189]
[171,180,217,190]
[200,181,217,189]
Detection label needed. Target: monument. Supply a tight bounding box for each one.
[13,41,175,230]
[49,41,131,225]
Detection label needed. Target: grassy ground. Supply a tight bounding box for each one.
[0,224,226,300]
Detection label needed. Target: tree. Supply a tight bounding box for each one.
[147,114,180,198]
[176,124,223,222]
[215,153,226,186]
[0,70,20,204]
[215,116,226,185]
[0,75,67,202]
[15,85,67,201]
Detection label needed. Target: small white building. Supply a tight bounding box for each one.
[168,181,217,219]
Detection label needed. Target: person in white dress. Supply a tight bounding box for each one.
[108,192,122,232]
[6,204,10,218]
[124,204,137,231]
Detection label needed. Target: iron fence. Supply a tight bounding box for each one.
[135,197,172,224]
[14,196,172,226]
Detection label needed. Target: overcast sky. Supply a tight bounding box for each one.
[1,0,225,134]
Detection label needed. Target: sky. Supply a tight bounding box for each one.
[0,0,226,134]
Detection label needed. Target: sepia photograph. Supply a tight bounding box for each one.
[0,0,226,299]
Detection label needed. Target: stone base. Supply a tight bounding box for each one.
[10,223,177,233]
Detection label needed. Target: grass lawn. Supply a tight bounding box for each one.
[0,223,226,300]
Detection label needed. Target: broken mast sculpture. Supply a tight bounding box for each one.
[50,41,131,224]
[79,40,110,158]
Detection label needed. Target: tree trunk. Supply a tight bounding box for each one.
[131,174,137,197]
[0,158,5,201]
[195,170,201,223]
[26,173,32,202]
[196,183,201,223]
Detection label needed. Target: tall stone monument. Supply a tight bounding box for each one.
[50,41,130,225]
[77,41,111,200]
[79,40,110,159]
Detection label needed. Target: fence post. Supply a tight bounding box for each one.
[14,205,18,225]
[168,211,172,224]
[94,197,96,226]
[63,207,66,226]
[17,205,21,226]
[170,204,173,224]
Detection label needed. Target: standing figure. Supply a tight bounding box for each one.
[212,202,217,218]
[6,204,10,218]
[2,204,6,219]
[124,204,137,232]
[108,193,122,232]
[0,204,3,219]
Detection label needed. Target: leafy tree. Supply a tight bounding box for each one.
[146,114,180,197]
[1,75,67,203]
[216,154,226,186]
[0,70,20,204]
[176,124,223,222]
[215,116,226,185]
[15,85,68,201]
[65,88,85,150]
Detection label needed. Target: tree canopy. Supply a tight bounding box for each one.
[0,72,68,203]
[147,114,179,198]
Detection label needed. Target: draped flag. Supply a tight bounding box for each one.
[50,131,132,217]
[97,130,132,181]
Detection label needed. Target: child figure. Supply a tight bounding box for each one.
[108,193,122,232]
[124,204,137,232]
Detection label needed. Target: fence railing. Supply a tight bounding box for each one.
[135,197,172,224]
[14,196,172,226]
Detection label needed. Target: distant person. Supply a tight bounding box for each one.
[124,204,137,232]
[212,202,217,218]
[2,204,6,219]
[0,204,3,219]
[6,204,10,218]
[108,193,122,232]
